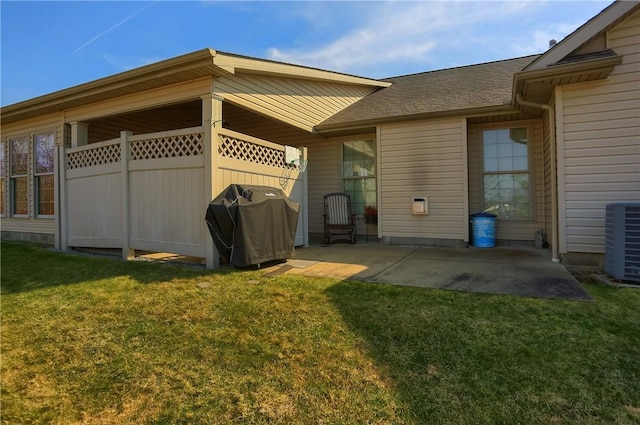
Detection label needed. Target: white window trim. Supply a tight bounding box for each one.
[480,123,535,222]
[340,138,377,215]
[8,136,30,218]
[33,132,56,218]
[3,128,57,220]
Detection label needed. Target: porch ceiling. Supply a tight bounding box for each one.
[84,101,202,144]
[81,100,324,148]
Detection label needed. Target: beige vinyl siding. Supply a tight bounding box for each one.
[222,103,322,146]
[468,120,545,241]
[0,218,56,237]
[304,139,342,234]
[214,74,376,132]
[1,112,64,238]
[379,118,465,241]
[559,9,640,254]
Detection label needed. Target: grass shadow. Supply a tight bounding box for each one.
[324,279,640,424]
[1,241,228,294]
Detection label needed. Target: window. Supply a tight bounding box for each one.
[35,133,55,216]
[342,140,376,214]
[482,127,531,219]
[10,137,29,216]
[4,131,55,218]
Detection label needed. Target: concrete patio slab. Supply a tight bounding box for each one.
[273,243,592,301]
[287,244,418,280]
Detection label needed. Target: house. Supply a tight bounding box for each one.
[2,0,638,268]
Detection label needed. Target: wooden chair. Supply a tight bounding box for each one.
[323,192,357,244]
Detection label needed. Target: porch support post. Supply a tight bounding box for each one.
[202,93,224,269]
[69,121,89,148]
[376,126,383,240]
[55,126,67,250]
[301,147,310,247]
[120,131,134,260]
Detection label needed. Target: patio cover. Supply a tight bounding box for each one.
[205,184,299,267]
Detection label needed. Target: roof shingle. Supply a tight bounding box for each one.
[318,55,539,129]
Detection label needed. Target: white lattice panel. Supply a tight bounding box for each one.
[218,134,288,168]
[67,144,121,170]
[130,133,204,160]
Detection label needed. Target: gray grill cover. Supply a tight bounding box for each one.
[205,184,300,267]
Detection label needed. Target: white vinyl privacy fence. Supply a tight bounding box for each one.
[62,126,307,267]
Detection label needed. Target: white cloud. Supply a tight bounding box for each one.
[266,1,542,75]
[509,20,586,57]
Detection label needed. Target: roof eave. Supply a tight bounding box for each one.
[315,105,519,135]
[2,48,390,126]
[513,53,623,108]
[1,48,222,125]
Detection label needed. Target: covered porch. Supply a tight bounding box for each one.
[61,95,309,269]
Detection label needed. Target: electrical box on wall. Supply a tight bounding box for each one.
[412,197,428,215]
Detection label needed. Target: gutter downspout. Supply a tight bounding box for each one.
[516,94,560,263]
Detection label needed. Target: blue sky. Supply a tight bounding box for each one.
[1,1,613,106]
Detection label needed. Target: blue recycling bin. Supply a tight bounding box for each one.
[471,212,497,248]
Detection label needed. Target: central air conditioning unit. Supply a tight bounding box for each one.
[605,202,640,282]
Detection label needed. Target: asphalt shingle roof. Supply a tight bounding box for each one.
[319,55,540,128]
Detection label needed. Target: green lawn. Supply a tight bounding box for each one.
[2,241,639,424]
